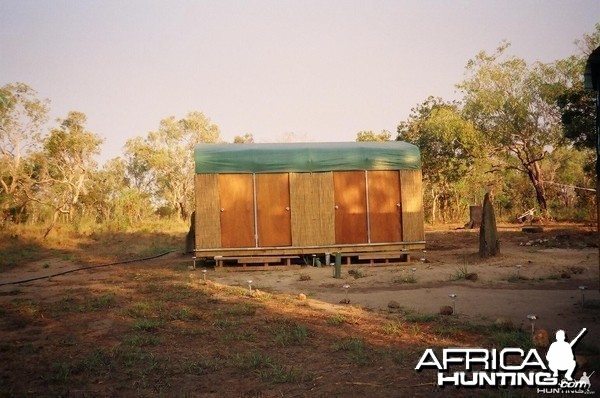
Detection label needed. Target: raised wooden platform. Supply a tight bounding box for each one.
[341,251,411,266]
[203,250,411,271]
[214,255,301,270]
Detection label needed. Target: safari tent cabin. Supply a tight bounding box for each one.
[193,141,425,264]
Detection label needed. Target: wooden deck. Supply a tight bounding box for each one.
[199,249,412,271]
[214,255,301,270]
[342,251,411,266]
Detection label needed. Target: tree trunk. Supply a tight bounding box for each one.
[185,211,195,253]
[526,160,548,217]
[431,189,438,224]
[44,209,60,239]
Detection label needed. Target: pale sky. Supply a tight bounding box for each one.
[1,0,598,162]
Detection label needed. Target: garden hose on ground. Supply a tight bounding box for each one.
[0,250,175,287]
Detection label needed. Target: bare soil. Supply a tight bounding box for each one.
[0,223,599,397]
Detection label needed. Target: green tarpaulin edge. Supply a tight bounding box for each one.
[194,141,421,174]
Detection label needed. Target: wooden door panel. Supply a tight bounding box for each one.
[368,170,402,243]
[218,174,255,248]
[333,171,367,244]
[256,173,291,247]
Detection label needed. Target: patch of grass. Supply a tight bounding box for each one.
[112,346,160,371]
[348,268,366,279]
[382,322,402,335]
[170,306,199,321]
[11,298,42,318]
[160,286,195,301]
[60,253,76,262]
[51,362,73,383]
[0,235,43,270]
[50,291,115,314]
[220,303,258,316]
[141,244,174,257]
[326,313,345,326]
[434,323,461,339]
[124,301,164,319]
[137,282,162,294]
[212,319,240,330]
[123,333,161,347]
[82,348,113,374]
[222,331,257,342]
[503,273,522,283]
[84,293,117,312]
[388,349,408,365]
[298,273,312,281]
[176,327,206,337]
[229,351,273,370]
[42,262,50,269]
[132,319,163,332]
[332,338,369,366]
[489,326,532,349]
[271,323,309,347]
[449,265,469,281]
[404,313,438,323]
[228,351,311,384]
[260,364,310,384]
[226,285,252,297]
[182,357,220,375]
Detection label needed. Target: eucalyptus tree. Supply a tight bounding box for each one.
[41,111,103,236]
[355,130,392,142]
[0,83,49,221]
[233,133,255,143]
[124,111,221,220]
[397,97,483,222]
[458,42,569,217]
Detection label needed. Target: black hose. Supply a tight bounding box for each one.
[0,250,175,287]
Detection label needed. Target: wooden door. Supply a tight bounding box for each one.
[256,173,292,247]
[333,171,368,244]
[368,170,402,243]
[218,174,255,248]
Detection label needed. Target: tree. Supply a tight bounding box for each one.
[0,83,49,221]
[356,130,391,142]
[458,42,567,217]
[233,133,254,143]
[125,112,221,220]
[397,97,483,222]
[41,111,103,236]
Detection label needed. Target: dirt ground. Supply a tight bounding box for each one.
[1,223,599,397]
[211,223,600,344]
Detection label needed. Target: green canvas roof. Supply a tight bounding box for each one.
[194,141,421,174]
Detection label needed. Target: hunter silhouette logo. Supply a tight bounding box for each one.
[546,328,585,381]
[415,326,595,393]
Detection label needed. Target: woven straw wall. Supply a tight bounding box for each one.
[400,169,425,242]
[289,172,335,246]
[194,174,221,249]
